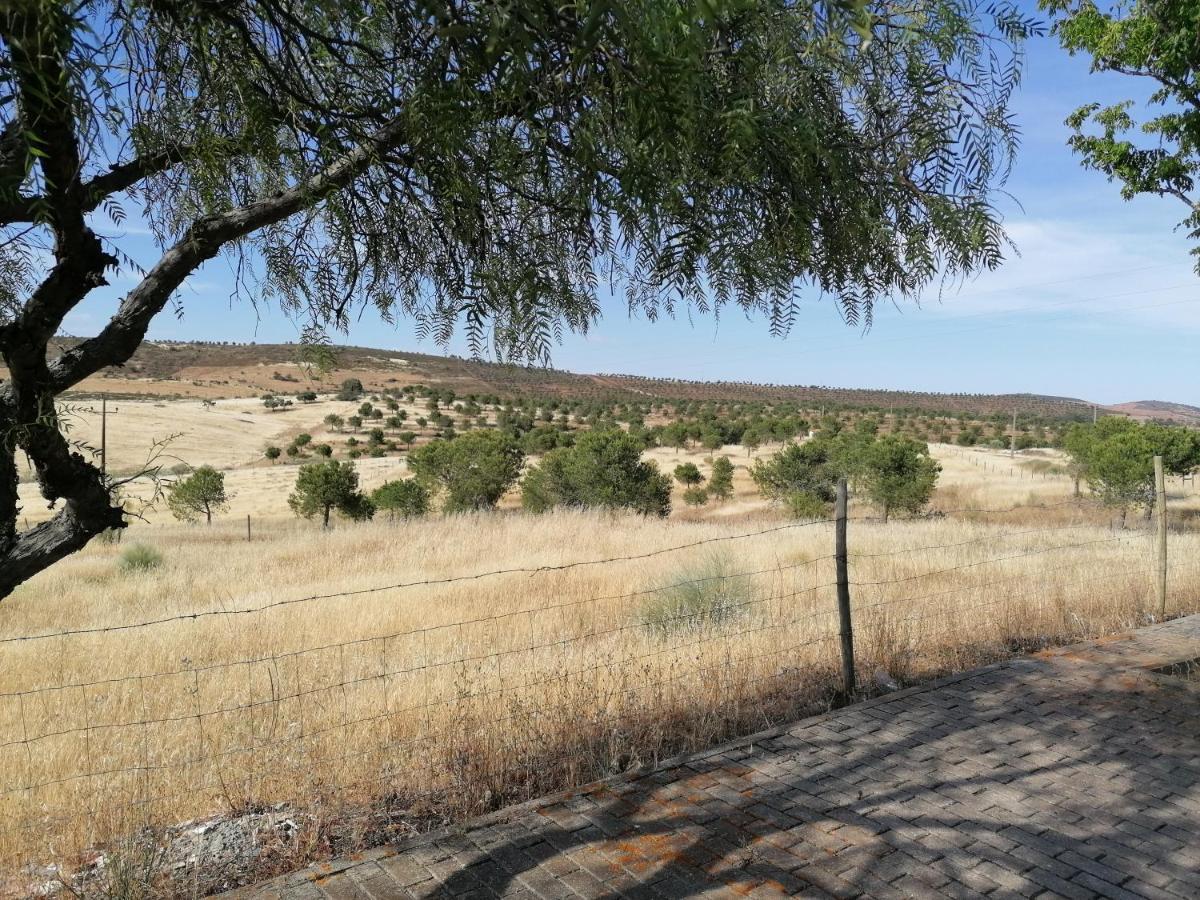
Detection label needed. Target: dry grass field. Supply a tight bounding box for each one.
[4,475,1200,892]
[4,388,1200,894]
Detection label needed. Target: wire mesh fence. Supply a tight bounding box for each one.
[1,498,1196,890]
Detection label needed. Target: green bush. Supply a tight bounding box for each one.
[784,491,829,519]
[119,544,162,573]
[639,554,751,636]
[682,486,709,506]
[371,479,430,518]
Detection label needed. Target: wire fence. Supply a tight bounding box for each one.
[1,494,1196,889]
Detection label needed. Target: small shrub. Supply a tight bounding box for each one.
[682,486,709,506]
[639,554,751,635]
[119,544,162,573]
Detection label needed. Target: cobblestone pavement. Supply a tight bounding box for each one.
[227,617,1200,899]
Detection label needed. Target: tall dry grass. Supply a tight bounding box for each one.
[2,497,1197,891]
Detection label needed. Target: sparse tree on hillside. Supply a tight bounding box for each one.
[700,430,724,460]
[371,479,430,519]
[521,429,671,517]
[708,456,735,502]
[263,446,281,462]
[408,430,524,512]
[1064,419,1200,525]
[167,465,229,525]
[324,413,345,432]
[0,1,1038,595]
[674,463,705,487]
[337,379,365,401]
[683,486,709,507]
[861,436,940,522]
[288,460,372,527]
[751,441,837,515]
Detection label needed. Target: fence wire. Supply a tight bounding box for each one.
[0,501,1193,886]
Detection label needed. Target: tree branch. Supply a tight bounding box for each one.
[0,145,196,225]
[44,116,406,394]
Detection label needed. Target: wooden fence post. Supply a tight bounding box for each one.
[247,514,252,543]
[1154,455,1167,618]
[835,478,855,696]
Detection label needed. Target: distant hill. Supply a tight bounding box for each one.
[1107,400,1200,425]
[10,337,1167,423]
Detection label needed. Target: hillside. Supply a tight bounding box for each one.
[14,338,1113,422]
[1107,400,1200,425]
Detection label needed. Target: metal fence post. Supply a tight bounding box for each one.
[835,478,855,696]
[1154,455,1167,618]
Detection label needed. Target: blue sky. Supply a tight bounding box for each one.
[64,9,1200,406]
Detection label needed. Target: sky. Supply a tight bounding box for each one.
[62,5,1200,407]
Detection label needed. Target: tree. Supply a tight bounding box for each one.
[860,436,940,522]
[397,431,417,451]
[287,460,371,528]
[521,429,671,517]
[167,465,228,525]
[370,479,430,519]
[683,486,709,507]
[1044,1,1200,267]
[323,413,345,432]
[408,430,524,513]
[700,430,724,460]
[743,429,763,458]
[751,441,838,514]
[674,463,705,487]
[708,456,735,502]
[0,2,1037,596]
[263,446,281,462]
[1064,418,1200,525]
[336,379,365,401]
[297,391,317,403]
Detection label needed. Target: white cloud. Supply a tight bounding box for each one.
[915,217,1200,330]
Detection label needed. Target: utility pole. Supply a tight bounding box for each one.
[100,397,107,478]
[1009,408,1017,458]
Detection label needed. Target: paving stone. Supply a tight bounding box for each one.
[222,616,1200,900]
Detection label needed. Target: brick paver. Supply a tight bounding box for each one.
[227,617,1200,899]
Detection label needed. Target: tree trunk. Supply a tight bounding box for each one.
[881,503,889,524]
[323,504,332,528]
[205,507,212,526]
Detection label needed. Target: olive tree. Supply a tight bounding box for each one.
[708,456,735,502]
[288,460,372,527]
[1064,419,1200,525]
[751,441,838,514]
[370,479,430,519]
[166,465,228,525]
[0,0,1037,597]
[861,436,940,522]
[521,429,671,516]
[408,430,524,512]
